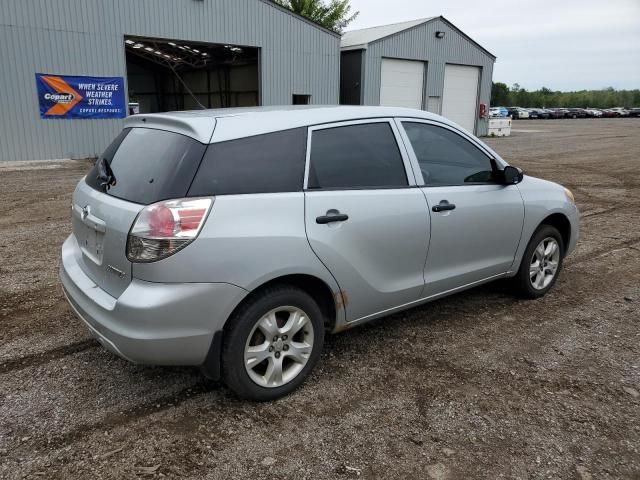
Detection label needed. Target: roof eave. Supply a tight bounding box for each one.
[341,17,434,50]
[341,44,368,51]
[345,16,496,61]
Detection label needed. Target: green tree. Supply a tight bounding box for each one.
[491,82,510,106]
[274,0,358,33]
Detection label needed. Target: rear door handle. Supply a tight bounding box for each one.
[316,213,349,224]
[432,201,456,213]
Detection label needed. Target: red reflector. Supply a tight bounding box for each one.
[148,205,175,237]
[178,208,206,231]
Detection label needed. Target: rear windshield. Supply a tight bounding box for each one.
[86,128,207,205]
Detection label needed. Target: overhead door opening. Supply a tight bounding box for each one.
[379,58,424,109]
[441,64,480,133]
[124,36,259,114]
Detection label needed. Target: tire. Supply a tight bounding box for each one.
[513,224,565,299]
[222,285,325,401]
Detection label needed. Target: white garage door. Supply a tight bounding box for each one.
[380,58,424,109]
[441,64,480,133]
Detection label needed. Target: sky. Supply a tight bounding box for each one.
[345,0,640,91]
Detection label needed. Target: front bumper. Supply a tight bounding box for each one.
[566,203,580,257]
[60,235,247,366]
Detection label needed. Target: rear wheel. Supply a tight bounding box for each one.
[222,286,324,401]
[513,225,564,299]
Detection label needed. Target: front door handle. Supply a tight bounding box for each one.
[432,201,456,213]
[316,212,349,224]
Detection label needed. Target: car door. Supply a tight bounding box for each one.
[304,119,430,322]
[397,119,525,297]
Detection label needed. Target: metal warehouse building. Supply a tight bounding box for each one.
[340,17,495,136]
[0,0,340,161]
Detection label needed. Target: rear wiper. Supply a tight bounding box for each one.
[96,157,117,191]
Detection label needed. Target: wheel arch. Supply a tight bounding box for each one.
[224,274,339,334]
[202,273,340,382]
[539,212,571,255]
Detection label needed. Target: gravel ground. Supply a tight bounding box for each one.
[0,119,639,479]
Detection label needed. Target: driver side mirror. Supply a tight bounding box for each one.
[503,166,524,185]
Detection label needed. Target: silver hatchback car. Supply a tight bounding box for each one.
[60,106,579,401]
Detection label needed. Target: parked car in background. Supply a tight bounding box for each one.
[554,108,570,118]
[529,108,550,119]
[542,108,555,119]
[490,106,509,118]
[565,108,587,119]
[59,105,579,400]
[609,107,630,117]
[516,107,640,119]
[508,107,530,119]
[547,109,566,119]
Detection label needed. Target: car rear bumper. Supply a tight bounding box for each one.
[60,235,247,366]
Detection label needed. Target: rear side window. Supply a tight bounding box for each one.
[188,128,307,196]
[86,128,206,205]
[308,122,407,189]
[402,122,495,186]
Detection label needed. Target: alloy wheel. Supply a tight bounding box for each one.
[529,237,560,290]
[244,306,314,388]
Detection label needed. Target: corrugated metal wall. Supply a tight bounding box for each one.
[359,18,494,136]
[0,0,340,161]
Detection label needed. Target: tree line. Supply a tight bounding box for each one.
[491,82,640,108]
[273,0,358,32]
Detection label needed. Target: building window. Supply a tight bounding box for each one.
[293,94,311,105]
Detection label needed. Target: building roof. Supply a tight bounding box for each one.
[341,17,436,48]
[341,16,496,59]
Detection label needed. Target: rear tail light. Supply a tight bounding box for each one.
[126,198,213,263]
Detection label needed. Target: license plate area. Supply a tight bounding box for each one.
[80,224,104,265]
[73,205,106,266]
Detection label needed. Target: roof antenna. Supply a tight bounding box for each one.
[168,63,207,110]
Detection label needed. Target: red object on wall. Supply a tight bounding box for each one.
[479,103,487,119]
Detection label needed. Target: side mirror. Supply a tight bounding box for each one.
[503,166,524,185]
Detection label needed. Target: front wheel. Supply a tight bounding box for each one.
[222,286,325,401]
[513,225,564,299]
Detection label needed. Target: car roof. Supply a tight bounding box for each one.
[123,105,457,144]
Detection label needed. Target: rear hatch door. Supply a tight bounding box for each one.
[72,182,143,298]
[74,126,208,298]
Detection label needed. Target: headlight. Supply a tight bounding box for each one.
[564,188,575,203]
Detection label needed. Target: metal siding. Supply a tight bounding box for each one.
[359,18,493,136]
[0,0,340,161]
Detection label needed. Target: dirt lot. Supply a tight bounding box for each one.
[1,119,639,479]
